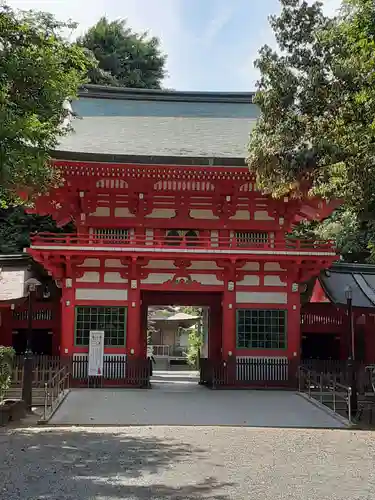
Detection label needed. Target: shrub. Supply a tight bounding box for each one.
[0,347,15,401]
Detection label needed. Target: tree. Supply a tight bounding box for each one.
[0,6,93,206]
[0,347,15,401]
[78,17,167,88]
[0,206,74,254]
[186,326,203,368]
[247,0,375,259]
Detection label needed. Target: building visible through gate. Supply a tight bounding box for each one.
[142,291,221,374]
[21,85,340,388]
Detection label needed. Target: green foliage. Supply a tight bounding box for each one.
[78,17,167,88]
[180,307,203,368]
[0,6,93,206]
[293,208,375,262]
[186,326,203,368]
[0,207,74,254]
[248,0,375,262]
[0,346,15,400]
[180,306,201,317]
[247,0,375,214]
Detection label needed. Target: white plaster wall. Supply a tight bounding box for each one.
[237,275,260,286]
[190,209,219,219]
[75,288,128,301]
[77,259,100,267]
[141,273,175,284]
[105,259,125,268]
[254,211,274,221]
[146,209,176,219]
[179,332,189,347]
[146,260,176,269]
[264,276,287,287]
[229,210,251,220]
[236,291,287,304]
[146,229,154,246]
[114,207,135,218]
[242,262,260,271]
[189,261,219,270]
[104,272,128,283]
[76,272,100,283]
[210,230,219,247]
[90,207,110,217]
[190,274,223,286]
[264,262,284,271]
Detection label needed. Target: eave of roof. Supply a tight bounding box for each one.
[52,149,247,166]
[0,254,31,264]
[319,262,375,309]
[79,84,255,104]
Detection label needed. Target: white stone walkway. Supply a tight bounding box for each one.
[50,376,345,428]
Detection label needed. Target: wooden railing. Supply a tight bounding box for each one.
[13,308,53,322]
[11,355,62,388]
[150,345,171,357]
[70,354,150,388]
[298,366,353,422]
[199,357,299,389]
[301,311,344,328]
[301,359,375,394]
[30,232,335,254]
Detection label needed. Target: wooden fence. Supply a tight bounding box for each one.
[11,354,150,388]
[70,355,150,388]
[199,357,299,389]
[11,355,62,387]
[301,359,375,394]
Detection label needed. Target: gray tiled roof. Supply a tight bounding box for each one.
[319,263,375,308]
[57,115,255,158]
[56,86,258,159]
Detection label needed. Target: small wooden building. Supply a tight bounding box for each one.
[301,263,375,363]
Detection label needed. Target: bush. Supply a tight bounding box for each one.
[186,327,203,368]
[0,347,15,401]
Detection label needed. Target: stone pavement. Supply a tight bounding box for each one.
[49,383,345,428]
[0,425,374,499]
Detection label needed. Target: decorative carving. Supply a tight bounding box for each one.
[131,280,137,289]
[74,270,85,279]
[174,259,192,269]
[213,194,237,218]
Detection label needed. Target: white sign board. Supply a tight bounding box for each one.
[88,331,105,377]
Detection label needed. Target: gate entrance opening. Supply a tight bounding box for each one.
[141,291,223,372]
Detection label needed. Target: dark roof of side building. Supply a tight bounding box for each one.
[319,262,375,308]
[55,85,258,163]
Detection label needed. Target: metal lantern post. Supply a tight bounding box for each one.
[345,285,358,415]
[21,278,41,411]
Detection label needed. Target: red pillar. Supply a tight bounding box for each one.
[60,286,75,356]
[0,307,13,347]
[127,281,142,357]
[222,285,236,359]
[287,284,301,361]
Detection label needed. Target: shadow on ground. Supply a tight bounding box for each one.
[0,428,233,499]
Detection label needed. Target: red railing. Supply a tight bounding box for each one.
[30,232,335,253]
[301,304,345,333]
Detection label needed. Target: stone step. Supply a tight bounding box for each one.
[151,370,199,384]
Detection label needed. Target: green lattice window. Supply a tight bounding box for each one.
[236,309,287,349]
[75,306,127,347]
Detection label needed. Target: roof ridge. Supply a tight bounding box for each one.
[79,84,255,104]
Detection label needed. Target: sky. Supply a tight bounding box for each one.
[6,0,342,92]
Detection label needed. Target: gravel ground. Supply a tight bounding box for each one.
[0,426,374,500]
